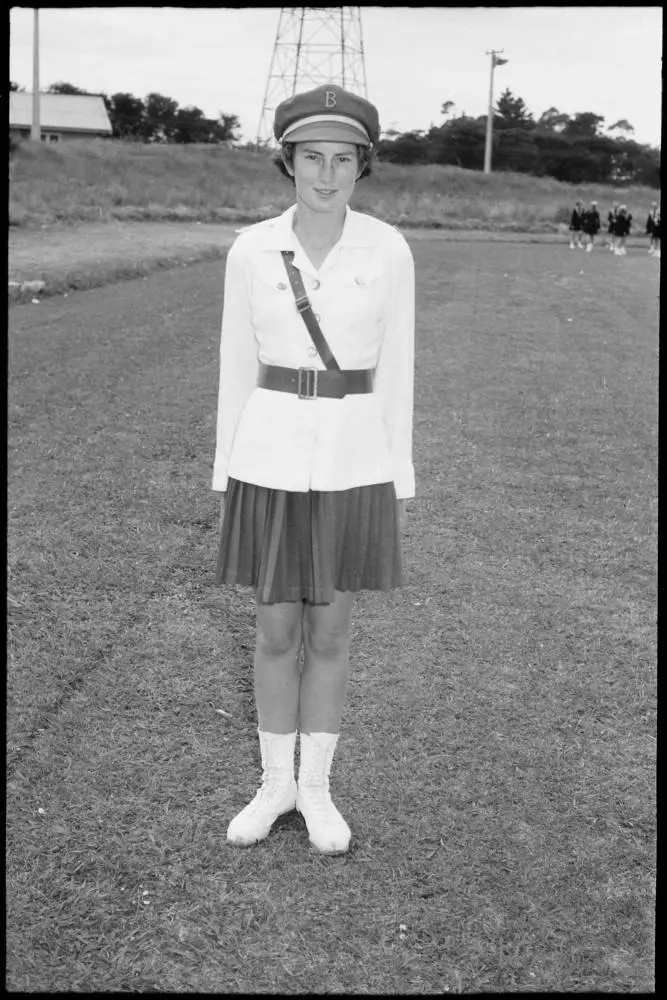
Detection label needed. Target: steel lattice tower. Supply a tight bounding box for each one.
[257,7,368,144]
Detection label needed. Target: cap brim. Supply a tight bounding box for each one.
[282,121,370,146]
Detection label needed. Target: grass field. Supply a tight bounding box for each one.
[8,219,240,302]
[6,236,657,992]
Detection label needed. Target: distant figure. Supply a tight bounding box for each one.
[651,207,660,259]
[607,202,619,250]
[613,205,632,255]
[569,200,584,249]
[581,200,601,252]
[646,202,660,256]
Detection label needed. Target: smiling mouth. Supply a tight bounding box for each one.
[316,189,337,195]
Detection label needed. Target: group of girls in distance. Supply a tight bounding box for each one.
[568,200,660,258]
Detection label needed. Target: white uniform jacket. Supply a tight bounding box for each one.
[212,203,415,498]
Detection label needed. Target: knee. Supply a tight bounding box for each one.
[303,621,350,660]
[256,619,302,659]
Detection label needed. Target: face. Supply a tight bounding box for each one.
[286,141,361,216]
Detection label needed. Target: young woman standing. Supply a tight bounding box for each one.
[613,205,632,255]
[569,200,584,249]
[646,202,660,257]
[607,202,619,251]
[212,85,415,854]
[581,200,600,252]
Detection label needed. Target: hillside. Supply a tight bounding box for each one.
[9,138,659,232]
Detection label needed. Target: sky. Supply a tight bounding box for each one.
[8,6,663,148]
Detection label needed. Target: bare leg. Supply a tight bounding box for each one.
[299,590,355,733]
[254,596,304,733]
[295,590,356,853]
[226,596,302,846]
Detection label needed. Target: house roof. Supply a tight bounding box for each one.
[9,92,113,134]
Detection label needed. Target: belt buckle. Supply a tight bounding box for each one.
[297,367,318,399]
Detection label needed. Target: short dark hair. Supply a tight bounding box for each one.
[273,142,374,184]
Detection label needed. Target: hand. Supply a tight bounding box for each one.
[397,499,407,529]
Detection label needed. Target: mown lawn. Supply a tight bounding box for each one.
[6,237,657,992]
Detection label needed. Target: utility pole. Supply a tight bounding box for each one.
[483,48,507,174]
[31,7,41,141]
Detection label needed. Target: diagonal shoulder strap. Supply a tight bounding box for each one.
[281,250,341,371]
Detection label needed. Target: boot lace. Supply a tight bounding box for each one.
[299,774,338,816]
[252,767,292,807]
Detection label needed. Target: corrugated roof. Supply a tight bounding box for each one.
[9,92,113,134]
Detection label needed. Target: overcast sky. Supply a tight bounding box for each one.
[8,6,663,147]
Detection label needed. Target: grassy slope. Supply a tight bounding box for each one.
[9,138,660,231]
[6,240,656,992]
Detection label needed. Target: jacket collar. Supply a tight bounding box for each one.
[252,204,375,250]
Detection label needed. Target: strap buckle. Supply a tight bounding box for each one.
[295,294,311,314]
[297,367,318,399]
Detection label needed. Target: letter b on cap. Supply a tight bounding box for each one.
[324,90,337,108]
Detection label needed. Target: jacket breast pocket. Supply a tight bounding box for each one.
[339,260,384,291]
[252,260,297,324]
[335,260,385,326]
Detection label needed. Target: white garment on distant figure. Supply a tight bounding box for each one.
[212,203,416,498]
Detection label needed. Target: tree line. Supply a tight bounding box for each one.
[10,80,660,185]
[10,81,241,144]
[376,89,660,186]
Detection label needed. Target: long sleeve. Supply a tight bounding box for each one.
[374,235,416,499]
[212,239,260,492]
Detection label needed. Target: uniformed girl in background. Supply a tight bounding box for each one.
[569,200,584,249]
[581,200,601,252]
[212,85,415,855]
[646,202,660,257]
[607,202,619,251]
[613,205,632,255]
[651,207,660,259]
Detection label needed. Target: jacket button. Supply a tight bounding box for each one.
[355,276,365,285]
[314,314,321,322]
[277,282,287,290]
[307,346,318,357]
[312,279,321,290]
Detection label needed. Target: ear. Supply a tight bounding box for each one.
[281,150,295,178]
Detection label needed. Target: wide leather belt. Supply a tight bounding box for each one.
[258,363,374,400]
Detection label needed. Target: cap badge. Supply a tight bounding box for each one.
[324,90,337,108]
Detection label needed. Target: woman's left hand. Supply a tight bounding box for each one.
[397,499,407,529]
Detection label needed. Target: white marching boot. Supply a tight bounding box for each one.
[227,730,297,846]
[296,732,351,854]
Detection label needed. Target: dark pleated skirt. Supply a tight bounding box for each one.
[216,478,403,605]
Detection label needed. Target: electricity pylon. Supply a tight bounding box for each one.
[256,7,367,144]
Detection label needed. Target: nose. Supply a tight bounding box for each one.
[319,159,335,184]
